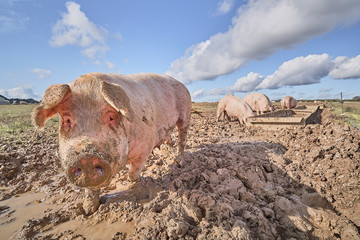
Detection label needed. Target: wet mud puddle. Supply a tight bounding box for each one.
[0,191,135,239]
[0,192,52,239]
[37,219,135,239]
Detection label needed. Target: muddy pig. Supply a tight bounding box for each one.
[281,96,297,109]
[32,72,191,190]
[216,94,254,124]
[243,92,274,115]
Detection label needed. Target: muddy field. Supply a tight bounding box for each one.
[1,102,360,239]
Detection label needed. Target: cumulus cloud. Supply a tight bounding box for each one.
[231,72,264,92]
[192,89,206,99]
[49,1,108,59]
[31,68,52,79]
[256,54,332,89]
[166,0,360,84]
[216,0,235,15]
[329,55,360,79]
[192,53,360,100]
[191,88,228,100]
[0,86,41,100]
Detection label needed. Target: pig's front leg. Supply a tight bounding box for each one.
[83,188,100,215]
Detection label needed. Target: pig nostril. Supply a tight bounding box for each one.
[95,165,103,176]
[75,168,82,177]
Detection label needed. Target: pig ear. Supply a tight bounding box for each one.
[31,84,71,128]
[101,81,134,122]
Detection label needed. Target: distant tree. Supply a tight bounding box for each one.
[353,96,360,100]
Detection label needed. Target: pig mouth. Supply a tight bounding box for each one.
[67,155,112,189]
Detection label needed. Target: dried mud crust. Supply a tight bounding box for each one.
[1,105,360,239]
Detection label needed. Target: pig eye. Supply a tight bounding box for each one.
[66,119,71,126]
[106,112,119,128]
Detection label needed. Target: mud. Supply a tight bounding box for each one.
[0,103,359,239]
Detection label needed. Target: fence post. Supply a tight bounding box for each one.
[340,92,344,116]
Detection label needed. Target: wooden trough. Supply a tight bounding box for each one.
[246,105,322,129]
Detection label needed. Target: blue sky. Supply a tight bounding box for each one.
[1,0,360,102]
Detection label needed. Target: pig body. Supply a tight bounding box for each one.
[281,96,297,109]
[32,73,191,189]
[216,94,254,124]
[243,92,274,115]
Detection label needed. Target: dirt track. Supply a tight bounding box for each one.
[1,103,359,239]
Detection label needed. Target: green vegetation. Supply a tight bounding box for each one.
[328,102,360,129]
[0,105,58,144]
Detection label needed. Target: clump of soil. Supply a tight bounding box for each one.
[1,103,359,239]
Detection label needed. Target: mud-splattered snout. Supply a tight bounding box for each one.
[67,155,112,188]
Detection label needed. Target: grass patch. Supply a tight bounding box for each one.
[0,105,58,143]
[328,102,360,128]
[192,102,218,113]
[0,105,34,136]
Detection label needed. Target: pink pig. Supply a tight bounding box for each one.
[216,94,254,124]
[243,92,274,115]
[281,96,297,109]
[32,73,191,190]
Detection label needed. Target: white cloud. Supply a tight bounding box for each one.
[192,89,206,99]
[256,54,332,89]
[0,89,7,96]
[191,87,228,100]
[231,72,264,92]
[0,86,41,100]
[49,1,108,59]
[207,88,228,96]
[31,68,52,79]
[329,55,360,79]
[192,53,358,100]
[166,0,360,84]
[216,0,235,15]
[81,44,109,59]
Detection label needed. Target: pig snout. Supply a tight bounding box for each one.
[68,156,111,188]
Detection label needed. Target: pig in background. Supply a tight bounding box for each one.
[243,92,274,115]
[216,94,254,124]
[32,72,191,191]
[281,96,297,109]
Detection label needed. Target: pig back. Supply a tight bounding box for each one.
[244,92,273,113]
[97,73,191,150]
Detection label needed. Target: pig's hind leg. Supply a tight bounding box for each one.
[176,118,189,154]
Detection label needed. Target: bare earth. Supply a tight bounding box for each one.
[0,103,359,239]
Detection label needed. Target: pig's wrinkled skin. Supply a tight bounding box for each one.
[32,72,191,190]
[216,94,254,124]
[281,96,297,109]
[243,92,274,115]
